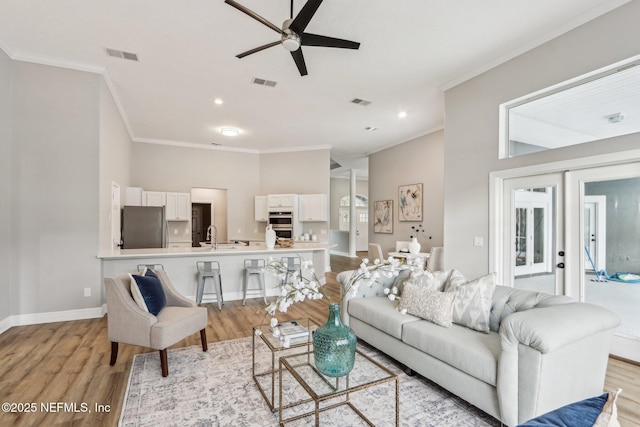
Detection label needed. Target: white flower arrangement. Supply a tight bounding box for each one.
[256,254,422,342]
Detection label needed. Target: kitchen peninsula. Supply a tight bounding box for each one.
[99,243,332,303]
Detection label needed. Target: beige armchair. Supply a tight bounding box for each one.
[105,269,208,377]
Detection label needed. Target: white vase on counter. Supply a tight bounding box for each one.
[265,224,276,249]
[408,237,421,255]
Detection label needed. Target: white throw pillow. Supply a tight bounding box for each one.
[399,282,456,328]
[128,273,150,313]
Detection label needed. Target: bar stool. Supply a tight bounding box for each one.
[281,256,301,286]
[243,259,267,305]
[196,261,223,310]
[137,264,164,272]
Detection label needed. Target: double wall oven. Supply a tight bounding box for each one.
[268,211,294,239]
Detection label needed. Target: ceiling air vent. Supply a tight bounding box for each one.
[105,48,139,62]
[330,159,342,170]
[351,98,371,106]
[252,77,277,87]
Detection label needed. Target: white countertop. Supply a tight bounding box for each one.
[98,242,333,260]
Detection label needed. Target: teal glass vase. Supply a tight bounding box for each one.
[313,303,357,377]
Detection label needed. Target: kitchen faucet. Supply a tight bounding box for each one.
[206,224,218,250]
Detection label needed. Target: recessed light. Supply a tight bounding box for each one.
[221,127,239,137]
[398,111,407,119]
[214,98,224,105]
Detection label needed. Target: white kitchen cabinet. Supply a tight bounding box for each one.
[267,194,298,209]
[166,192,190,221]
[143,191,166,207]
[255,196,268,221]
[299,194,328,221]
[125,187,143,206]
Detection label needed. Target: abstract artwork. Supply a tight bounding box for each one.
[399,183,423,221]
[373,200,393,233]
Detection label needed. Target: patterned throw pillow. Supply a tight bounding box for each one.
[398,282,457,328]
[444,271,496,333]
[403,269,456,292]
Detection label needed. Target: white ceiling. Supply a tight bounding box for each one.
[0,0,630,178]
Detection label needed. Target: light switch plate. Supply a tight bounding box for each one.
[473,236,484,247]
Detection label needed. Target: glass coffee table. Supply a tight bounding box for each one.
[278,349,399,426]
[252,318,317,412]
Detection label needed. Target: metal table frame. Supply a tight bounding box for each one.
[252,318,316,412]
[278,349,399,426]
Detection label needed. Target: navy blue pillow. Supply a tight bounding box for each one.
[131,272,166,316]
[517,393,608,427]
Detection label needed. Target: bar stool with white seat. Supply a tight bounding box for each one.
[196,261,223,310]
[280,256,301,286]
[243,259,267,305]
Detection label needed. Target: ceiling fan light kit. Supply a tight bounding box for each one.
[225,0,360,76]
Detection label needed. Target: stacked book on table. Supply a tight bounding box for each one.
[274,321,309,340]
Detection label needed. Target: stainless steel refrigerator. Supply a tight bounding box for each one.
[121,206,167,249]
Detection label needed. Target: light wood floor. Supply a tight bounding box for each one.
[0,254,638,426]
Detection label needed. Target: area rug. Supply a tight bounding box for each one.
[120,337,500,427]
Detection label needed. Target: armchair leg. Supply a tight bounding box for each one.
[200,329,208,352]
[110,342,119,366]
[160,349,168,377]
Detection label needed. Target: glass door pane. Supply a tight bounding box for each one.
[565,163,640,361]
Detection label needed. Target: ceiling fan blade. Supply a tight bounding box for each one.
[301,33,360,49]
[236,41,281,58]
[224,0,282,34]
[289,0,323,34]
[290,49,308,76]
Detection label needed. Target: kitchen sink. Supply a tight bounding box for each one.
[199,241,247,249]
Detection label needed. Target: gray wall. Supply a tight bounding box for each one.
[369,130,445,256]
[99,80,132,253]
[11,61,102,313]
[0,49,11,322]
[586,178,640,273]
[444,1,640,279]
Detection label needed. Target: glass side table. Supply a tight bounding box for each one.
[278,349,399,426]
[252,318,317,412]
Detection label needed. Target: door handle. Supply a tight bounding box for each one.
[557,262,565,268]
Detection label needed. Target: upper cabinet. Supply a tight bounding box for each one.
[255,196,268,221]
[299,194,328,222]
[267,194,298,210]
[125,187,144,206]
[166,192,190,221]
[143,191,166,207]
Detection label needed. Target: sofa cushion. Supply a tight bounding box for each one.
[402,320,501,386]
[445,271,496,333]
[348,297,420,340]
[398,282,456,327]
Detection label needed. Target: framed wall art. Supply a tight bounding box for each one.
[373,200,393,233]
[398,183,423,221]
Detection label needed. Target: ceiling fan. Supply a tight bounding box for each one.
[224,0,360,76]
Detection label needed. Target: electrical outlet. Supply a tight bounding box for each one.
[473,236,484,247]
[84,287,91,297]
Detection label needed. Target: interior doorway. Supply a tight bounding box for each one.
[191,203,212,247]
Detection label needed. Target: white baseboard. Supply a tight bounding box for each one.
[1,306,106,333]
[330,250,350,257]
[0,316,11,335]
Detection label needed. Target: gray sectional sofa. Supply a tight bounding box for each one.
[338,270,621,426]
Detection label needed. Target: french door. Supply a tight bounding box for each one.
[496,163,640,362]
[501,173,564,295]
